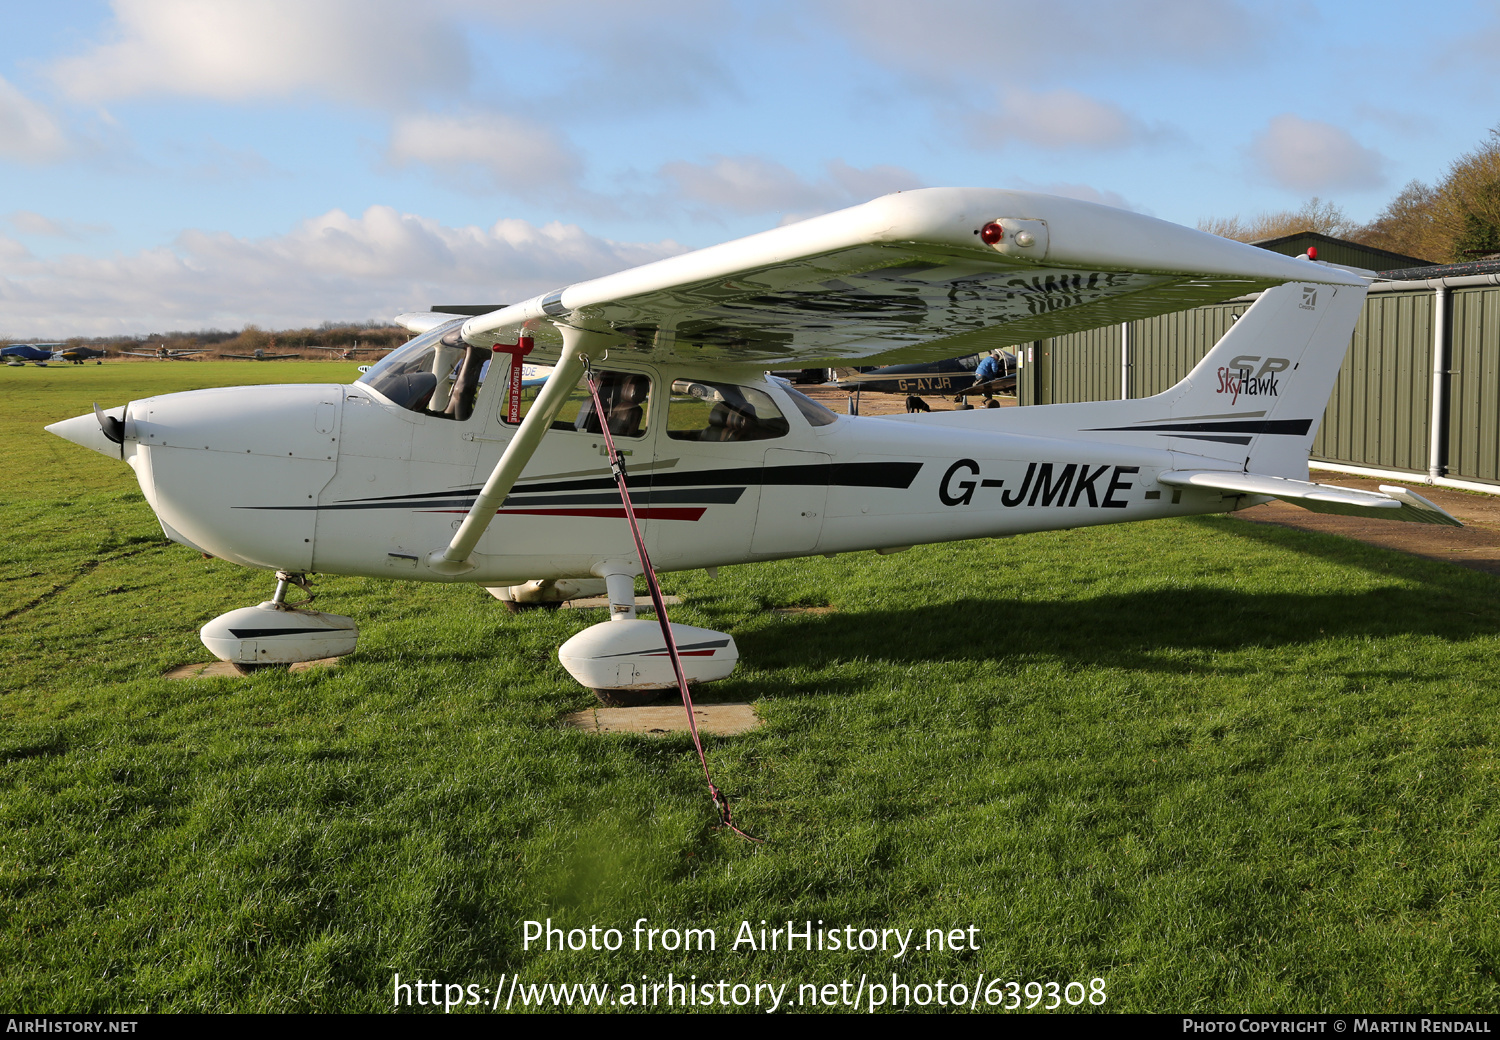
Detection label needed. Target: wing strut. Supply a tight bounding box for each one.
[427,325,590,575]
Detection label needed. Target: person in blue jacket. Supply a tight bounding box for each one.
[972,351,1005,399]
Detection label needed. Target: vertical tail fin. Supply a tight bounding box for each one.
[1055,277,1369,478]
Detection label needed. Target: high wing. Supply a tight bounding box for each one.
[455,188,1363,366]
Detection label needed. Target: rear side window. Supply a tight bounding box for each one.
[667,381,789,442]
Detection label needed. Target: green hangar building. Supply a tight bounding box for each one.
[1014,237,1500,494]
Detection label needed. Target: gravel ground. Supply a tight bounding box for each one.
[1232,474,1500,577]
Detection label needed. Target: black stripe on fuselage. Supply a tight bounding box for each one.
[272,487,749,512]
[233,460,922,513]
[1085,419,1313,436]
[326,460,923,505]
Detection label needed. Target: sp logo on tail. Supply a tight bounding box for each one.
[1218,354,1289,404]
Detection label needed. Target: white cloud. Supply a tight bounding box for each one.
[0,206,686,338]
[661,156,922,219]
[0,236,32,262]
[823,0,1261,81]
[977,87,1146,150]
[8,212,113,239]
[387,111,582,195]
[825,160,925,201]
[663,156,836,214]
[1018,182,1145,214]
[51,0,468,107]
[0,77,69,162]
[1252,114,1386,192]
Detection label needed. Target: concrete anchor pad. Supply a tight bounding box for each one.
[560,595,681,610]
[165,657,342,679]
[562,702,762,735]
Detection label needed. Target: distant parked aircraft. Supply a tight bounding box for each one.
[833,349,1015,397]
[312,345,389,360]
[2,343,65,366]
[223,348,301,361]
[121,345,208,360]
[57,346,108,364]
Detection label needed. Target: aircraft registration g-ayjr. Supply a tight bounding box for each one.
[48,188,1460,702]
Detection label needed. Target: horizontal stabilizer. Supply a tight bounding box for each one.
[1159,471,1462,527]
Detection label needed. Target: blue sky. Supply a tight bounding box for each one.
[3,0,1498,337]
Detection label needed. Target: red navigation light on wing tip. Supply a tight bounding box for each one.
[980,222,1003,245]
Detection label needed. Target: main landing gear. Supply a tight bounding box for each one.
[199,571,359,673]
[554,570,739,707]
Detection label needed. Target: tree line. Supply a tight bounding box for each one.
[1200,125,1500,264]
[3,321,411,356]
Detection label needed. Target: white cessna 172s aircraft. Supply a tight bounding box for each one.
[47,188,1459,702]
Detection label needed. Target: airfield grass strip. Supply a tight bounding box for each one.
[2,363,1498,1012]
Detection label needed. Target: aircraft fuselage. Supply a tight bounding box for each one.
[75,360,1235,585]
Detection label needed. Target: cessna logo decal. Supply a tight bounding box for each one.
[1301,287,1318,310]
[1217,354,1288,404]
[939,459,1137,509]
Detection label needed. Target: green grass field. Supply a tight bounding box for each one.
[3,362,1499,1013]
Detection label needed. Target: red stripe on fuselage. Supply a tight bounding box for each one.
[426,507,707,521]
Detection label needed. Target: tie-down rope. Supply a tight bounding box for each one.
[582,358,761,843]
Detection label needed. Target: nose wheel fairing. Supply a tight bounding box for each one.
[200,572,359,668]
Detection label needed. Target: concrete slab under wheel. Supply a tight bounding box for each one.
[562,702,761,736]
[164,657,341,679]
[559,595,681,610]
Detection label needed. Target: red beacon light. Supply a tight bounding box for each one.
[1307,246,1318,261]
[980,222,1004,245]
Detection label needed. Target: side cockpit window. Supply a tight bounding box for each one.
[357,320,490,421]
[501,369,652,438]
[667,381,789,442]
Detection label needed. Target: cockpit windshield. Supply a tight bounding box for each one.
[357,320,491,421]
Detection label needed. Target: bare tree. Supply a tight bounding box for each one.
[1198,197,1358,243]
[1430,128,1500,259]
[1350,128,1500,262]
[1358,180,1441,261]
